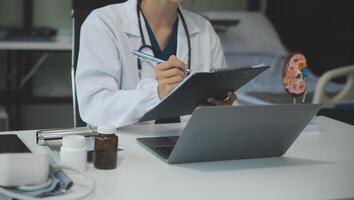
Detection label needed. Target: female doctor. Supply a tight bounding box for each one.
[76,0,237,127]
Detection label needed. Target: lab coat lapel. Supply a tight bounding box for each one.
[121,0,155,78]
[121,0,152,50]
[176,18,189,65]
[135,11,155,76]
[121,0,140,37]
[177,7,200,67]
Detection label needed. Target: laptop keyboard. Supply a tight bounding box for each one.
[153,146,174,159]
[137,136,179,160]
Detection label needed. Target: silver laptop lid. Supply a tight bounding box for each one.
[168,104,321,164]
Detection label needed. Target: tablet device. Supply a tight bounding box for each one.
[140,66,269,122]
[209,19,241,32]
[209,19,241,27]
[0,134,31,153]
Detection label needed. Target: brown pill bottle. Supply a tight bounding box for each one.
[94,126,118,170]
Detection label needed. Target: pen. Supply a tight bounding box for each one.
[132,50,191,75]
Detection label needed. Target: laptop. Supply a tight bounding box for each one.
[137,104,321,164]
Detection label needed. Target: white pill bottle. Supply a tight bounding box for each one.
[60,135,87,171]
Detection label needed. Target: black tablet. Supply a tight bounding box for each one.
[0,134,31,153]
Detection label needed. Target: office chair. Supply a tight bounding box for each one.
[313,65,354,107]
[71,0,127,127]
[313,65,354,125]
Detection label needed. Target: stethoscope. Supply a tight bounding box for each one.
[136,1,191,80]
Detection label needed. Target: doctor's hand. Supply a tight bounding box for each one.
[206,91,237,106]
[155,55,187,100]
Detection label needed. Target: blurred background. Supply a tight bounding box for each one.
[0,0,353,131]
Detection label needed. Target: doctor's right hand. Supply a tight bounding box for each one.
[155,55,187,100]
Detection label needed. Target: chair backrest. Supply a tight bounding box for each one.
[313,65,354,108]
[71,0,127,127]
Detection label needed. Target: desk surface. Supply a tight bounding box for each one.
[1,116,354,200]
[0,35,71,51]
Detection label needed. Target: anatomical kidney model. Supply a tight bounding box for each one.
[282,53,310,104]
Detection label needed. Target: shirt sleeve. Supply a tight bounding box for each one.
[75,11,161,128]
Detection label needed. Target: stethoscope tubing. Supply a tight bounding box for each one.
[136,1,191,80]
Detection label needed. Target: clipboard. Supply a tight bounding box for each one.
[139,65,270,122]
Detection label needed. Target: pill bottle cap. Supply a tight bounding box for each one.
[97,126,117,135]
[62,135,85,148]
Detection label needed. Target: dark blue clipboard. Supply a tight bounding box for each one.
[139,66,270,122]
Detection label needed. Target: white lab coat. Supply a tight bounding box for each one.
[76,0,227,128]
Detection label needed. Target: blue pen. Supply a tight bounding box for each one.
[131,50,191,75]
[132,50,165,64]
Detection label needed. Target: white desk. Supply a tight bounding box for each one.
[1,116,354,200]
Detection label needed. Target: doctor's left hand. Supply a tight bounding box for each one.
[206,91,237,106]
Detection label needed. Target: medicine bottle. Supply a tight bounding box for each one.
[61,135,87,171]
[93,126,118,170]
